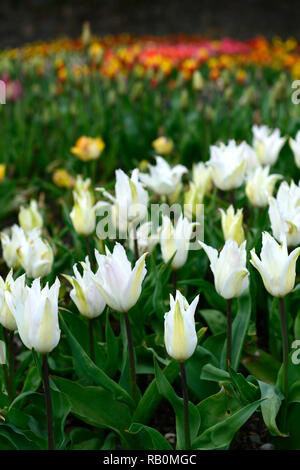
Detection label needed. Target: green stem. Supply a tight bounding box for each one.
[180,361,191,450]
[172,270,177,297]
[42,355,54,450]
[2,328,14,401]
[279,297,289,432]
[132,224,139,262]
[2,363,12,403]
[226,299,232,369]
[124,312,136,400]
[89,319,95,362]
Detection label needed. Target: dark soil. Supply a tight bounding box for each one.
[231,413,274,450]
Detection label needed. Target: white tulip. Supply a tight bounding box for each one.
[139,156,187,196]
[243,143,260,175]
[246,166,282,207]
[0,271,26,331]
[93,243,147,312]
[250,232,300,297]
[63,257,106,319]
[5,278,61,354]
[70,176,97,236]
[1,224,26,269]
[129,222,159,255]
[18,200,43,232]
[219,205,244,246]
[160,214,197,270]
[199,239,249,299]
[18,228,54,278]
[164,290,199,361]
[252,125,286,166]
[207,140,247,190]
[289,131,300,169]
[191,162,213,195]
[268,180,300,247]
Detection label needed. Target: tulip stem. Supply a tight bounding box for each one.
[132,224,139,262]
[279,297,289,432]
[124,312,136,400]
[2,363,12,403]
[42,355,54,450]
[89,319,95,362]
[226,299,232,369]
[2,328,14,401]
[180,361,191,450]
[172,270,177,296]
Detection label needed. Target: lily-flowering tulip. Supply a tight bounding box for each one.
[184,182,205,220]
[164,290,199,361]
[0,271,26,331]
[152,136,174,155]
[199,239,249,299]
[219,205,244,246]
[191,162,213,195]
[98,169,148,236]
[18,228,54,279]
[129,222,159,255]
[289,130,300,169]
[139,156,187,196]
[250,232,300,297]
[70,176,98,236]
[268,180,300,247]
[5,278,61,354]
[63,257,106,318]
[246,166,281,207]
[207,140,247,190]
[160,214,197,270]
[252,125,286,166]
[1,224,26,269]
[93,243,147,313]
[71,136,105,162]
[18,200,43,232]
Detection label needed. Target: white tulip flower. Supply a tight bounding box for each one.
[70,176,97,236]
[199,239,249,299]
[18,228,54,278]
[18,200,43,233]
[93,243,147,312]
[5,278,61,354]
[246,166,282,208]
[250,232,300,297]
[252,125,286,166]
[1,224,26,269]
[219,205,244,246]
[139,156,187,196]
[129,221,159,255]
[63,257,106,319]
[160,214,197,270]
[0,271,26,331]
[289,130,300,169]
[191,162,213,195]
[268,180,300,247]
[164,290,199,361]
[207,140,247,190]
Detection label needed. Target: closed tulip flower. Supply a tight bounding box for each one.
[93,243,147,313]
[164,290,199,361]
[152,136,174,155]
[160,214,197,270]
[207,140,247,190]
[252,125,285,166]
[18,228,54,278]
[5,278,61,354]
[219,205,244,246]
[199,239,249,299]
[139,156,187,196]
[191,162,213,195]
[246,166,282,207]
[184,182,205,220]
[268,180,300,247]
[0,271,26,331]
[71,136,105,162]
[63,257,106,319]
[70,176,97,236]
[129,222,159,255]
[250,232,300,297]
[18,200,43,233]
[1,224,26,269]
[289,130,300,169]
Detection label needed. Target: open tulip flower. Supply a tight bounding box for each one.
[289,130,300,169]
[0,270,24,331]
[268,180,300,247]
[1,224,26,270]
[252,124,286,166]
[246,166,282,208]
[139,156,187,196]
[18,228,54,279]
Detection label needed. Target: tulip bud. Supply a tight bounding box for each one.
[92,243,147,312]
[160,214,197,270]
[5,278,61,354]
[152,137,174,155]
[192,162,213,195]
[164,290,199,361]
[199,239,249,299]
[18,200,43,232]
[184,182,204,220]
[192,70,204,91]
[71,136,105,162]
[250,232,300,297]
[139,156,187,196]
[219,205,244,246]
[128,222,159,255]
[1,224,26,269]
[70,176,97,236]
[246,166,281,207]
[18,229,54,279]
[0,271,25,331]
[52,168,75,189]
[63,257,106,319]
